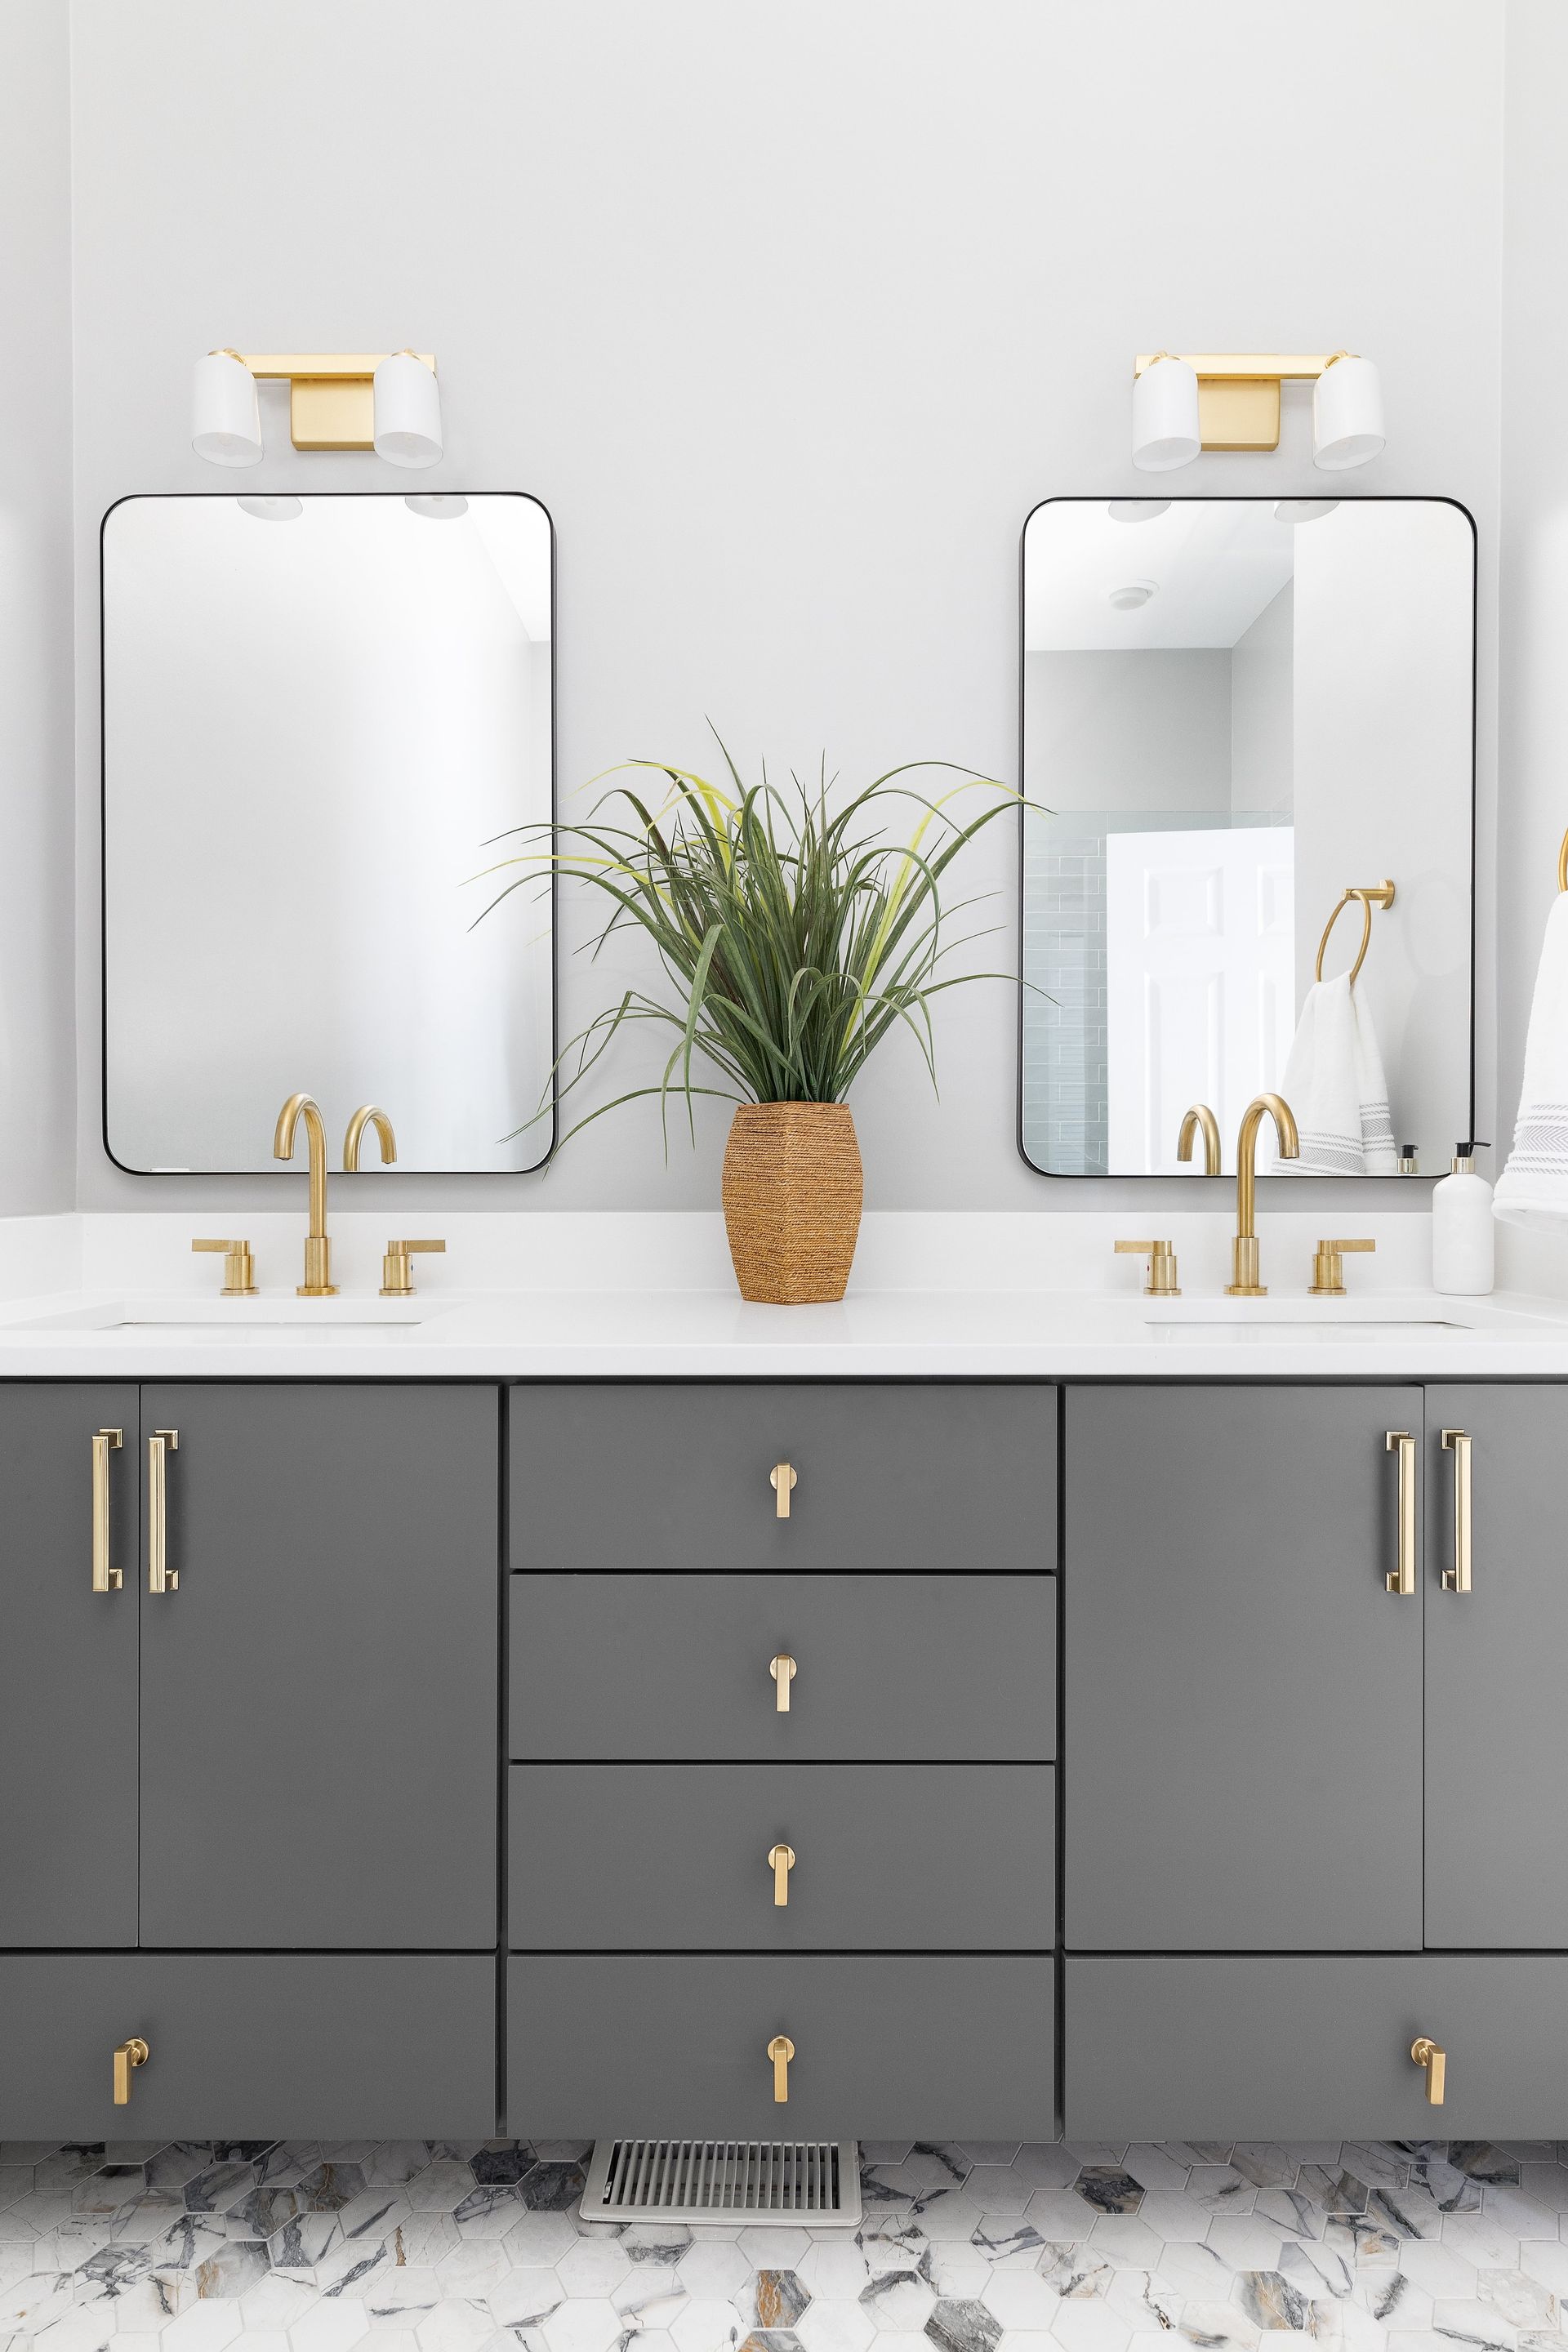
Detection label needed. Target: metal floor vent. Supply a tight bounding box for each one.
[581,2138,862,2226]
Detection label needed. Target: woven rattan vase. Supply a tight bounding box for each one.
[721,1102,864,1304]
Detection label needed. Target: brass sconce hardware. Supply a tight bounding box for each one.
[1441,1429,1473,1594]
[770,1462,798,1518]
[1114,1239,1180,1297]
[345,1105,398,1173]
[1133,351,1371,454]
[766,2034,795,2103]
[1177,1102,1223,1176]
[147,1429,180,1594]
[1385,1431,1416,1596]
[190,1238,257,1296]
[769,1653,796,1713]
[1410,2034,1446,2105]
[1316,882,1396,986]
[273,1092,336,1296]
[1309,1238,1376,1297]
[381,1239,445,1298]
[767,1843,796,1906]
[91,1428,123,1594]
[1227,1093,1300,1296]
[233,351,435,452]
[113,2036,149,2105]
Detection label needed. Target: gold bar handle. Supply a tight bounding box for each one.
[1385,1432,1416,1595]
[767,2033,795,2103]
[770,1462,798,1518]
[769,1652,796,1712]
[148,1430,180,1594]
[1411,2034,1446,2105]
[767,1842,795,1906]
[91,1428,123,1593]
[113,2036,149,2105]
[1441,1430,1472,1594]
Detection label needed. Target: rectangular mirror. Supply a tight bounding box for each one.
[1020,496,1475,1178]
[102,491,554,1173]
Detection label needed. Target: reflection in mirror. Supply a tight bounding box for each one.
[1021,497,1474,1178]
[103,492,553,1172]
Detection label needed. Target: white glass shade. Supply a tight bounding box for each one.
[1131,356,1201,472]
[1107,497,1171,523]
[236,495,302,521]
[373,352,443,469]
[190,351,262,468]
[1313,354,1384,470]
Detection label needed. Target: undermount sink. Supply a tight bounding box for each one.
[13,1298,433,1333]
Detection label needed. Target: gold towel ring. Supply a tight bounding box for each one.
[1558,827,1567,893]
[1315,881,1396,986]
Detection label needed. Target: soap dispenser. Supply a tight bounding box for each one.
[1432,1143,1494,1296]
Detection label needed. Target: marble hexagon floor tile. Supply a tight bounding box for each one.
[0,2141,1565,2352]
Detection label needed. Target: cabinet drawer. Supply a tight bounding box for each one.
[510,1954,1054,2137]
[0,1954,495,2140]
[510,1764,1054,1949]
[509,1383,1054,1570]
[510,1574,1055,1760]
[1067,1953,1568,2140]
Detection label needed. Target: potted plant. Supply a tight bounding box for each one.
[479,747,1018,1304]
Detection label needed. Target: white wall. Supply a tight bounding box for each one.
[0,0,74,1214]
[66,0,1505,1216]
[1230,584,1293,818]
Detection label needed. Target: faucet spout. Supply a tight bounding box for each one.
[274,1092,337,1295]
[1177,1102,1223,1175]
[1227,1091,1299,1298]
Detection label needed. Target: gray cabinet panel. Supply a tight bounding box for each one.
[0,1383,139,1946]
[1064,1384,1423,1952]
[0,1953,494,2138]
[509,1383,1054,1570]
[510,1575,1056,1761]
[1066,1953,1568,2140]
[510,1765,1054,1949]
[510,1954,1054,2137]
[1425,1385,1568,1947]
[138,1384,499,1949]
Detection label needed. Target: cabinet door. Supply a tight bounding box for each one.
[0,1383,139,1944]
[1425,1385,1568,1946]
[1065,1384,1423,1951]
[138,1384,498,1949]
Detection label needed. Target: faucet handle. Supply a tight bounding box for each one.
[381,1238,445,1298]
[191,1239,258,1297]
[1114,1239,1180,1298]
[1310,1237,1376,1297]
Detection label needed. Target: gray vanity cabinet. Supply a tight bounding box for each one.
[1423,1384,1568,1949]
[1064,1384,1424,1952]
[0,1383,140,1947]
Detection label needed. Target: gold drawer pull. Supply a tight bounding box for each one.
[148,1429,180,1594]
[113,2037,149,2105]
[91,1428,123,1594]
[1385,1431,1416,1595]
[769,1652,796,1712]
[1441,1429,1472,1593]
[1411,2034,1446,2105]
[770,1462,798,1518]
[767,2033,795,2102]
[767,1842,795,1906]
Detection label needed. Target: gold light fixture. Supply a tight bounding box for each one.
[1131,350,1384,469]
[191,349,439,462]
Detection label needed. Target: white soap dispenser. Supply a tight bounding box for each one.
[1432,1142,1494,1296]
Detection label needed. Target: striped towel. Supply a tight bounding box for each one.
[1265,971,1397,1176]
[1496,893,1568,1224]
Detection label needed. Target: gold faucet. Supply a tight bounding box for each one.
[1226,1091,1300,1297]
[273,1093,337,1296]
[1177,1102,1223,1174]
[344,1104,398,1171]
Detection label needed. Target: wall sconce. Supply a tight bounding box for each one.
[190,348,442,469]
[1130,350,1384,474]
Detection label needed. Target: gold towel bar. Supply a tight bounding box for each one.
[1316,881,1396,986]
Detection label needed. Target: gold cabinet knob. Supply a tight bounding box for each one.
[1411,2034,1446,2105]
[91,1428,124,1594]
[1114,1239,1179,1297]
[769,1652,796,1713]
[191,1238,257,1296]
[381,1238,445,1297]
[767,1842,795,1906]
[1310,1237,1375,1296]
[113,2037,149,2105]
[767,2033,795,2103]
[769,1462,798,1518]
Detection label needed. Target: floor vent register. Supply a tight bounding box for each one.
[580,2138,862,2225]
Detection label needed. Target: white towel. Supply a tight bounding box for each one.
[1266,971,1398,1176]
[1495,893,1568,1224]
